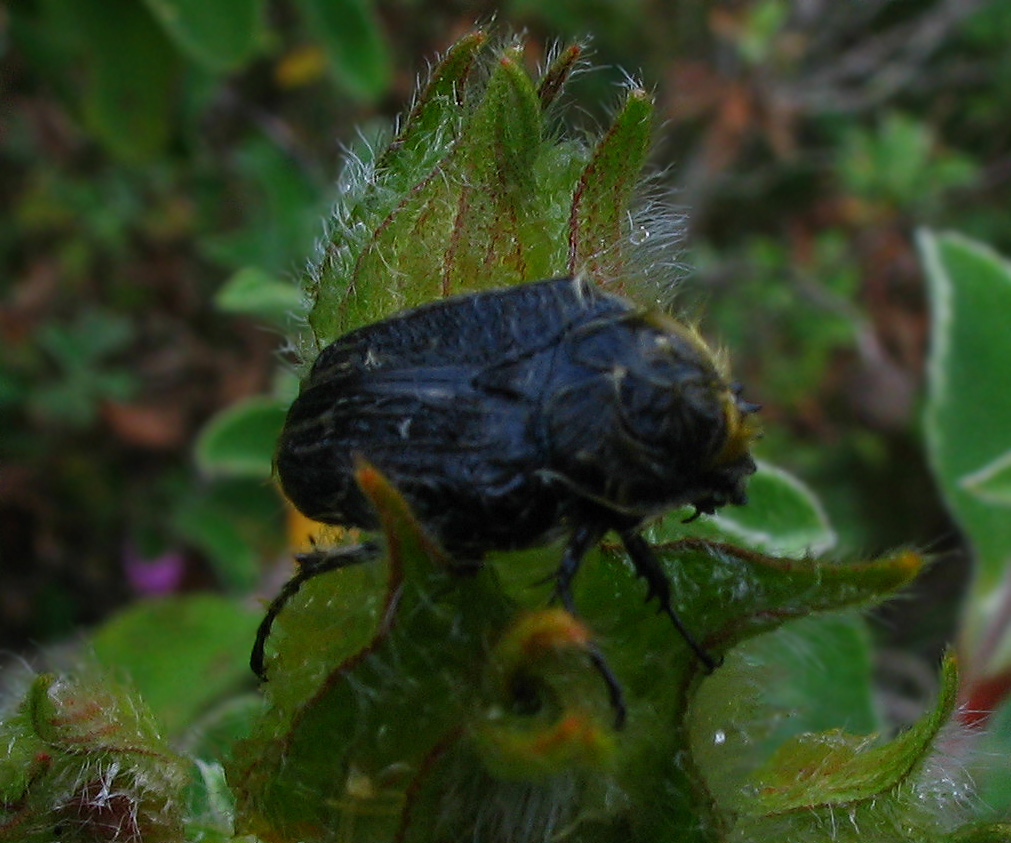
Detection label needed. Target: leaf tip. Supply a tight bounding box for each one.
[892,548,926,580]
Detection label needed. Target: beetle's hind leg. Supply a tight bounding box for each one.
[618,530,721,672]
[251,542,379,680]
[550,523,627,728]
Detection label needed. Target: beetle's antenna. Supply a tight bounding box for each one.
[619,530,720,672]
[251,542,379,680]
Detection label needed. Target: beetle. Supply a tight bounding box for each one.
[255,277,760,723]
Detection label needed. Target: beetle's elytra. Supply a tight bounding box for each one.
[260,277,760,722]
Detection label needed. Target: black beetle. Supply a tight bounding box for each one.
[256,277,760,722]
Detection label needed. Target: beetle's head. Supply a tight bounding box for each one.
[637,315,762,515]
[688,381,761,514]
[689,455,756,516]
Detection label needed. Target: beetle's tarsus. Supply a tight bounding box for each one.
[588,644,627,729]
[250,542,378,681]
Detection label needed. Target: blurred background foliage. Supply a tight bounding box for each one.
[3,0,1011,805]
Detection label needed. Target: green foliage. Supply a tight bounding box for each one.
[303,33,659,349]
[227,461,962,842]
[187,759,243,843]
[3,1,332,632]
[1,305,138,432]
[199,138,328,275]
[291,0,391,101]
[28,309,138,428]
[171,478,285,591]
[0,674,189,842]
[688,460,836,556]
[195,397,289,480]
[9,0,392,164]
[962,453,1011,507]
[921,232,1011,598]
[837,113,978,215]
[140,0,268,72]
[89,594,261,737]
[977,697,1011,822]
[62,0,177,164]
[728,0,790,66]
[920,231,1011,820]
[699,231,860,409]
[215,267,309,330]
[745,655,956,811]
[5,15,1011,843]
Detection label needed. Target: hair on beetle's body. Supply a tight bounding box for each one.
[258,277,760,725]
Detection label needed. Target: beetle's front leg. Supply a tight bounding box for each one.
[251,542,379,680]
[618,530,721,673]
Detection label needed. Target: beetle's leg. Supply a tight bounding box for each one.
[587,641,627,729]
[250,542,379,680]
[551,522,605,611]
[619,530,721,673]
[550,523,627,729]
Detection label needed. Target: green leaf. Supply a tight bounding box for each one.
[376,30,486,172]
[743,653,958,811]
[961,450,1011,506]
[61,0,176,163]
[536,42,585,109]
[181,693,263,761]
[292,0,392,101]
[920,232,1011,601]
[973,694,1011,818]
[141,0,267,71]
[200,138,324,274]
[228,465,510,841]
[839,114,977,210]
[307,38,570,342]
[749,614,879,739]
[186,759,242,842]
[946,823,1011,843]
[736,0,790,65]
[302,33,487,341]
[172,479,283,590]
[38,308,135,366]
[195,396,289,479]
[438,46,551,294]
[680,460,837,556]
[568,85,654,290]
[229,458,923,842]
[691,613,880,816]
[215,266,308,327]
[0,674,188,843]
[303,36,664,351]
[90,595,260,738]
